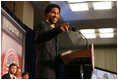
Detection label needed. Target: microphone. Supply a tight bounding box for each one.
[71,28,76,32]
[71,28,89,48]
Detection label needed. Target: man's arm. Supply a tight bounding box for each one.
[35,22,69,43]
[35,24,62,43]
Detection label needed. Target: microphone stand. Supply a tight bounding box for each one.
[71,28,89,49]
[78,30,90,79]
[71,28,89,79]
[76,30,89,49]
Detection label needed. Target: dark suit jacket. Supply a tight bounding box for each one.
[1,73,11,79]
[35,21,62,79]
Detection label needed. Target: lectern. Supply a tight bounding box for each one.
[60,48,92,65]
[60,48,93,79]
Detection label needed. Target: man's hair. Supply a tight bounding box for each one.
[22,72,29,76]
[16,67,21,70]
[45,4,60,17]
[9,63,17,69]
[17,67,20,69]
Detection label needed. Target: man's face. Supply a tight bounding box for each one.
[9,66,17,74]
[15,68,21,77]
[46,7,60,24]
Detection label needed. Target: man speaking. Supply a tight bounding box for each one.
[35,4,69,79]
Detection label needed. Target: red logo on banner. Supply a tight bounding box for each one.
[3,49,19,75]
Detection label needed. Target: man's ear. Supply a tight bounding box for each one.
[46,13,48,17]
[45,13,49,20]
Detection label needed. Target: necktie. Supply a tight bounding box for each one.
[13,76,15,79]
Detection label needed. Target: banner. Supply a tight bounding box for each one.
[1,8,26,77]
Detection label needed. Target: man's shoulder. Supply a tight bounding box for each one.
[2,73,9,76]
[35,21,49,30]
[37,21,46,26]
[1,73,10,79]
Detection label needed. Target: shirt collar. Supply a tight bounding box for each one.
[9,73,16,79]
[46,20,55,28]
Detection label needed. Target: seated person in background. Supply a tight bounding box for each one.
[22,72,29,79]
[15,67,21,79]
[1,63,17,79]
